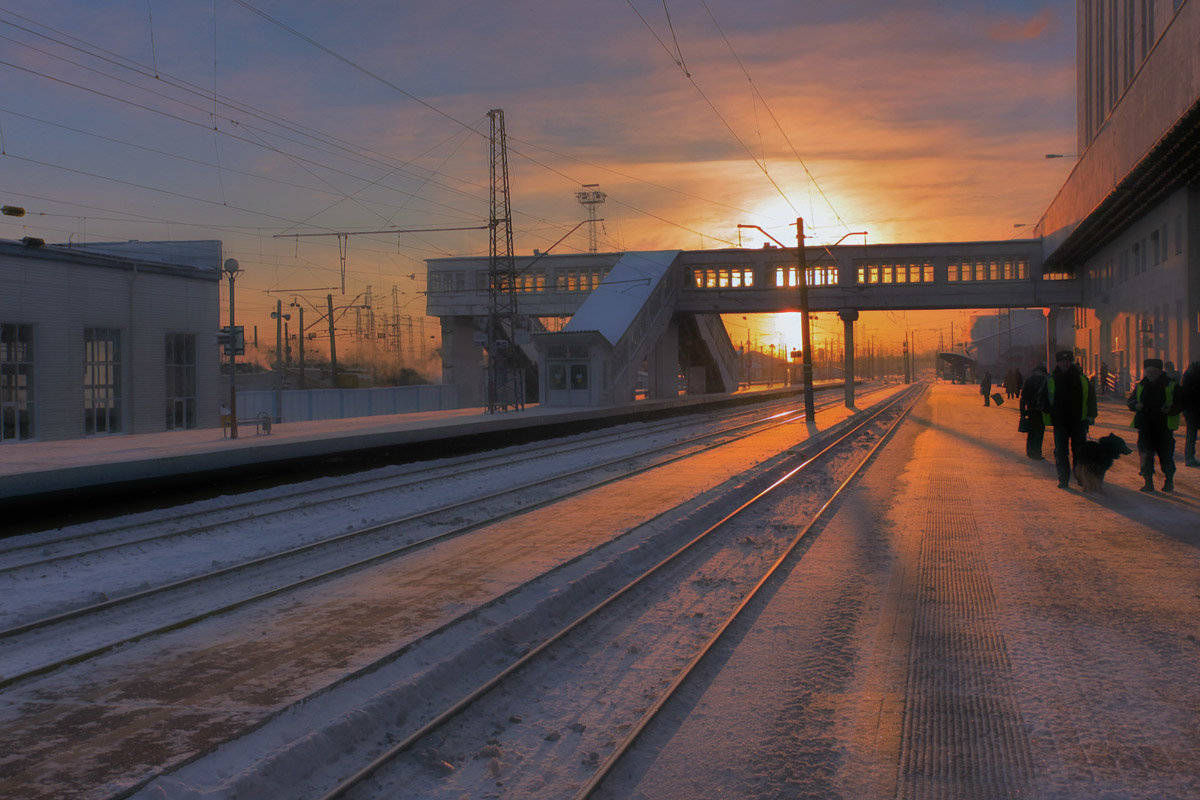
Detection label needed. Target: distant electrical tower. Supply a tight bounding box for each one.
[576,184,606,253]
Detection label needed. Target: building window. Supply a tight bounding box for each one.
[165,333,197,430]
[1,323,33,442]
[84,327,122,435]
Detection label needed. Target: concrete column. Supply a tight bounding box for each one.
[1045,305,1060,367]
[652,321,680,399]
[441,315,484,408]
[838,308,859,407]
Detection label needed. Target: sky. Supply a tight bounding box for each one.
[0,1,1077,358]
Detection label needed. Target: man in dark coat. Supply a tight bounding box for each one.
[980,371,992,406]
[1019,365,1047,459]
[1039,349,1096,488]
[1129,357,1181,491]
[1181,360,1200,467]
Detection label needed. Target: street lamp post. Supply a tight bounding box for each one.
[738,218,816,420]
[223,258,240,439]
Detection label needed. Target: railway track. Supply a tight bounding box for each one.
[0,390,871,690]
[0,384,915,800]
[305,385,924,800]
[107,384,923,800]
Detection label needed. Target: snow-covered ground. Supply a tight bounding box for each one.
[1,389,882,799]
[4,383,1199,800]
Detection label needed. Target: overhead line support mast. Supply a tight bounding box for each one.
[487,108,525,413]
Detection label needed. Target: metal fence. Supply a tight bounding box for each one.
[236,384,459,422]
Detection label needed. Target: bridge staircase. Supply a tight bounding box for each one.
[536,251,739,405]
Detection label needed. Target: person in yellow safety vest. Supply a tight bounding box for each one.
[1128,357,1181,492]
[1038,349,1097,489]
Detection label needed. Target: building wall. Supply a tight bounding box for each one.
[0,242,221,442]
[1053,0,1200,384]
[1074,187,1196,391]
[1078,0,1183,150]
[1045,0,1199,255]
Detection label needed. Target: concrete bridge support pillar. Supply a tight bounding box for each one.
[839,309,859,408]
[652,321,680,399]
[441,315,484,409]
[1045,306,1060,367]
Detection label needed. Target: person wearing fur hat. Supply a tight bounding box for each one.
[1128,357,1180,492]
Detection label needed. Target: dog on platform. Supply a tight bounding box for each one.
[1073,433,1133,493]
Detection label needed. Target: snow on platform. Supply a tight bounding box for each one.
[0,386,802,508]
[613,382,1200,800]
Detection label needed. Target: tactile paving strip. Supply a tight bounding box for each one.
[895,471,1036,799]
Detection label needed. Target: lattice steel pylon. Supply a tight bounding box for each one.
[486,108,525,412]
[576,184,606,253]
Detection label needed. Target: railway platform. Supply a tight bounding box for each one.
[625,381,1200,799]
[0,384,807,518]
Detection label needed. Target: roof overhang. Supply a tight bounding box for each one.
[1044,99,1200,271]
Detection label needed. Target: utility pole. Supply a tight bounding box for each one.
[391,286,403,364]
[271,299,290,422]
[223,258,240,439]
[795,218,815,419]
[327,293,338,387]
[290,301,305,389]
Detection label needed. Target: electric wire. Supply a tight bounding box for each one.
[1,4,762,244]
[699,0,852,234]
[0,2,784,287]
[624,0,800,217]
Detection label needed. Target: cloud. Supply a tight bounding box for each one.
[0,0,1079,334]
[988,8,1059,43]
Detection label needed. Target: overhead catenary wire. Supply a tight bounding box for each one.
[698,0,851,235]
[0,4,752,257]
[0,1,792,296]
[624,0,799,218]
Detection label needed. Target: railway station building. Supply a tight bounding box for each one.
[1038,0,1200,390]
[0,238,223,443]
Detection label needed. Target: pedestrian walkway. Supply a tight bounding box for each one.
[822,382,1200,798]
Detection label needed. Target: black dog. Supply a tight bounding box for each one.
[1074,433,1133,493]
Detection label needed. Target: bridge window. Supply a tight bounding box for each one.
[517,270,546,293]
[855,260,933,284]
[946,257,1029,282]
[555,269,602,292]
[690,267,755,289]
[809,265,837,286]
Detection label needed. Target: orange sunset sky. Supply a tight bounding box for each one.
[0,1,1077,362]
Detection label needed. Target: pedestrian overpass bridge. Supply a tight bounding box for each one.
[426,239,1081,408]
